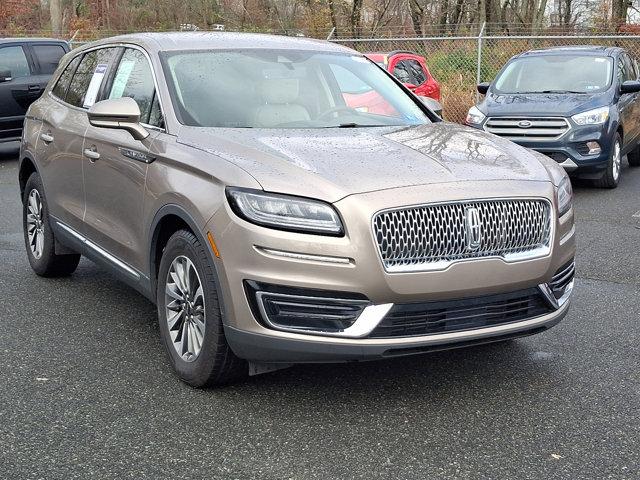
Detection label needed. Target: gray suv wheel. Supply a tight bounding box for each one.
[22,172,80,277]
[156,229,247,386]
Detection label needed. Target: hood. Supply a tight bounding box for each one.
[177,122,552,203]
[479,90,612,117]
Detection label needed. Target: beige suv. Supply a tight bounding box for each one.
[19,33,575,387]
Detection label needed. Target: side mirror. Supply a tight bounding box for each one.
[620,80,640,94]
[477,82,490,95]
[403,82,418,90]
[87,97,149,141]
[0,70,12,83]
[419,96,443,119]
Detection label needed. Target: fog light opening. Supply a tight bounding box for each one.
[257,291,369,333]
[586,141,601,155]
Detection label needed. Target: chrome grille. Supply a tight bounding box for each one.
[484,117,569,141]
[373,199,552,272]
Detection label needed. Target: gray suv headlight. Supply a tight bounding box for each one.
[226,188,344,236]
[556,177,573,216]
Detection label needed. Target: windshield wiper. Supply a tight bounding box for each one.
[518,89,585,94]
[325,123,382,128]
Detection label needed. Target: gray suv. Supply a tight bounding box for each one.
[19,33,576,386]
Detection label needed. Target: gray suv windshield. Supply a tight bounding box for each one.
[161,49,430,128]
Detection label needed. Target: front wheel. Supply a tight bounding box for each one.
[22,172,80,276]
[594,134,622,188]
[157,229,247,387]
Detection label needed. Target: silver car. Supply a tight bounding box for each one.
[19,33,576,386]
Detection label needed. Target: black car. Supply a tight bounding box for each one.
[466,46,640,188]
[0,38,69,145]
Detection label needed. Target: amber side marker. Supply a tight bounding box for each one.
[207,231,221,258]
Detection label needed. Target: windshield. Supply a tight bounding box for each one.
[493,55,613,94]
[161,49,430,128]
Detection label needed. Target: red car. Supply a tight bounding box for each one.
[365,51,441,101]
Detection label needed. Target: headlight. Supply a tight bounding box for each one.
[556,176,573,216]
[465,106,486,125]
[571,106,609,125]
[226,188,343,236]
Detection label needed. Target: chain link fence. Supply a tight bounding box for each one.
[332,32,640,123]
[4,27,640,124]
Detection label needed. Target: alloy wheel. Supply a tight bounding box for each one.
[26,189,44,259]
[612,141,621,182]
[164,255,206,362]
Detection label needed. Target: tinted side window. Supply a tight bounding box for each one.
[622,54,636,81]
[392,61,412,84]
[406,59,427,85]
[108,48,159,125]
[32,44,66,74]
[66,48,116,108]
[617,56,628,84]
[148,94,164,128]
[52,55,81,100]
[0,45,31,79]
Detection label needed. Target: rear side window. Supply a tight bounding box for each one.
[52,55,81,100]
[32,44,66,74]
[405,59,427,85]
[0,45,31,79]
[622,54,636,81]
[392,61,412,84]
[108,48,161,126]
[66,48,116,108]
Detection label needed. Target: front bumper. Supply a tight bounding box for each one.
[207,181,576,363]
[472,119,615,179]
[225,300,570,363]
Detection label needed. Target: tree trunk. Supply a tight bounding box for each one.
[350,0,363,38]
[50,0,63,37]
[328,0,339,37]
[409,0,423,37]
[612,0,628,29]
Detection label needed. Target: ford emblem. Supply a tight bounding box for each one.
[517,120,533,128]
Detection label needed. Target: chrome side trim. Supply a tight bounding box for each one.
[254,246,353,265]
[56,221,140,279]
[256,290,392,339]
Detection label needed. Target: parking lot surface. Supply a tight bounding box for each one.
[1,144,639,479]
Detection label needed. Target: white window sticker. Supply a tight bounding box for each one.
[83,63,108,108]
[109,60,135,99]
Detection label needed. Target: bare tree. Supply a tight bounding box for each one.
[50,0,63,36]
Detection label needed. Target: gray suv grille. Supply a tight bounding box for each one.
[373,199,552,272]
[484,117,569,141]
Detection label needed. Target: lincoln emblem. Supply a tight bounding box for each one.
[465,208,482,250]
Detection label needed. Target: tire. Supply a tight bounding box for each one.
[22,172,81,277]
[594,134,622,188]
[627,143,640,167]
[157,229,247,387]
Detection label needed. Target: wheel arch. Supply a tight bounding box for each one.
[148,205,226,313]
[18,153,39,201]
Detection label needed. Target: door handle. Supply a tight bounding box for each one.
[28,84,41,91]
[39,132,54,143]
[83,147,101,161]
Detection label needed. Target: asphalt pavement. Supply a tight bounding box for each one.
[1,143,639,479]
